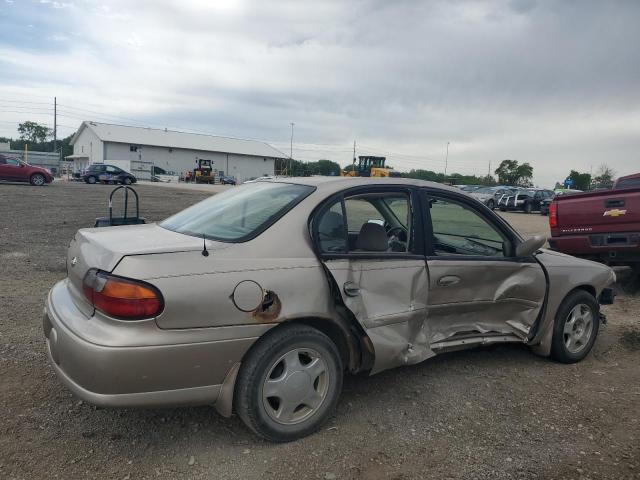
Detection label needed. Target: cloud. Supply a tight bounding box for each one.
[0,0,639,185]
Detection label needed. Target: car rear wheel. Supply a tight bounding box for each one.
[30,173,46,186]
[524,202,532,214]
[234,324,343,442]
[86,176,97,184]
[551,290,600,363]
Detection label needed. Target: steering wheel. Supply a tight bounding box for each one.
[387,225,407,241]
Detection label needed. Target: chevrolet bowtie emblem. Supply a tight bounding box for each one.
[603,209,627,217]
[71,256,78,266]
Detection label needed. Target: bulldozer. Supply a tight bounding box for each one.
[341,156,401,178]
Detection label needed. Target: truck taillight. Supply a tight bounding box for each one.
[82,269,163,319]
[549,201,558,228]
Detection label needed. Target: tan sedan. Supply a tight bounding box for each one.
[44,177,615,441]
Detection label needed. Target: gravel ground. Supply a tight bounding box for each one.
[1,181,638,480]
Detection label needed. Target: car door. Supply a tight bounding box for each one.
[422,189,546,348]
[313,186,434,373]
[0,157,25,181]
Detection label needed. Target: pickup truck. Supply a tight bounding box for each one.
[548,185,640,271]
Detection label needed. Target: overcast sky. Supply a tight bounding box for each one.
[1,0,639,185]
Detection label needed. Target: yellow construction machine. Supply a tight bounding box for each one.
[341,156,401,177]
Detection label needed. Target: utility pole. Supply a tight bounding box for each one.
[444,141,450,176]
[53,96,57,160]
[488,160,491,177]
[352,139,356,171]
[289,122,295,177]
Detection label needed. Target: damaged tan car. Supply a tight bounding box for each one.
[44,178,616,441]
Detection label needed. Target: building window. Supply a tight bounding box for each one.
[130,145,138,152]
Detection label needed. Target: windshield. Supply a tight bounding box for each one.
[160,182,314,242]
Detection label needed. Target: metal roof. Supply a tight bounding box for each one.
[70,121,286,159]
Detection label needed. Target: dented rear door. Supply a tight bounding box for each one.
[423,190,546,346]
[314,187,435,374]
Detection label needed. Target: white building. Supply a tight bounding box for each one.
[67,121,285,182]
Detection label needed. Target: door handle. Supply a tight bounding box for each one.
[343,281,361,297]
[437,275,461,287]
[604,198,625,208]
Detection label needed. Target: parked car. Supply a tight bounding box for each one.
[498,188,554,213]
[470,186,514,209]
[548,183,640,271]
[44,177,615,442]
[82,164,137,185]
[220,175,237,185]
[540,189,583,215]
[0,154,54,186]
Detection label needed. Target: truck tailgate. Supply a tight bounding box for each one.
[554,189,640,236]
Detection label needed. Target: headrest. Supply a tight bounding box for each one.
[356,222,388,251]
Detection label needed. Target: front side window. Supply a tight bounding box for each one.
[316,192,412,254]
[161,182,314,242]
[428,196,506,257]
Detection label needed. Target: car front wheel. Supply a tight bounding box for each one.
[30,173,46,186]
[551,290,600,363]
[486,199,495,209]
[234,324,343,442]
[524,202,532,214]
[123,177,132,185]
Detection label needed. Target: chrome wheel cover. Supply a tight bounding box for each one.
[262,348,329,425]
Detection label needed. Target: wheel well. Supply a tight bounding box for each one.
[251,316,369,373]
[572,284,597,298]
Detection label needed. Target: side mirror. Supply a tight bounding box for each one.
[516,235,546,257]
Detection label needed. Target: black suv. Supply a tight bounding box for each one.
[82,164,137,185]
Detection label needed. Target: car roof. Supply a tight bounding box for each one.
[261,176,463,195]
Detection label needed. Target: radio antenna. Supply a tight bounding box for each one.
[202,233,209,257]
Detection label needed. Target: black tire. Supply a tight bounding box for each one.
[487,199,495,209]
[30,173,46,186]
[123,177,132,185]
[524,202,532,214]
[234,324,343,442]
[550,290,600,363]
[86,176,97,184]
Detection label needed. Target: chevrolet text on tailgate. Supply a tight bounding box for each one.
[549,183,640,271]
[44,177,616,442]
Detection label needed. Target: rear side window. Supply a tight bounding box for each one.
[161,182,314,242]
[315,192,413,254]
[617,178,640,189]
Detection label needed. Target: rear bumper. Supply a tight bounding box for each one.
[43,280,261,408]
[549,234,640,262]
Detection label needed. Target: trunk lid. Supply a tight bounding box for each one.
[66,223,206,317]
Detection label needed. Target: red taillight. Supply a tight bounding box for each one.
[83,269,163,319]
[549,201,558,228]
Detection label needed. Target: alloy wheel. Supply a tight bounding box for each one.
[563,303,594,354]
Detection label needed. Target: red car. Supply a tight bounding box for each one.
[0,154,54,186]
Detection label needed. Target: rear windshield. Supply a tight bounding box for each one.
[160,182,314,242]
